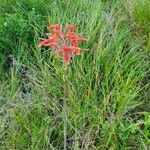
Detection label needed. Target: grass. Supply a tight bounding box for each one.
[0,0,150,149]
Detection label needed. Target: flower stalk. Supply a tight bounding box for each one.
[38,24,87,149]
[63,63,67,150]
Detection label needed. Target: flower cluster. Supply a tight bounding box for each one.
[38,24,87,65]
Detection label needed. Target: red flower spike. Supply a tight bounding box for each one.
[39,24,87,65]
[66,24,75,31]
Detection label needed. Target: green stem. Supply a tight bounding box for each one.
[63,64,67,150]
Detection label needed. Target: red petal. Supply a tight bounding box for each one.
[78,38,87,42]
[66,24,75,30]
[45,43,58,48]
[71,39,78,47]
[47,25,55,30]
[75,47,81,55]
[68,46,81,55]
[56,49,63,55]
[66,32,76,38]
[54,24,62,31]
[47,24,61,31]
[64,53,70,65]
[38,38,56,47]
[38,39,50,47]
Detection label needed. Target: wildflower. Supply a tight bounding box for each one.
[38,24,87,64]
[38,24,87,150]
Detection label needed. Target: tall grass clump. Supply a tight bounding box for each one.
[125,0,150,48]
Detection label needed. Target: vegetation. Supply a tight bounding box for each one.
[0,0,149,149]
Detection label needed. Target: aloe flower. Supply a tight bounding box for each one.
[38,24,87,150]
[38,24,87,65]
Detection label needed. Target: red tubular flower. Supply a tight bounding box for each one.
[66,32,87,47]
[44,42,58,48]
[64,53,70,65]
[66,32,76,39]
[56,46,74,64]
[63,46,72,65]
[48,24,61,30]
[66,24,75,31]
[55,24,62,31]
[78,38,88,42]
[70,37,79,47]
[69,46,81,55]
[66,32,79,46]
[39,24,87,65]
[38,38,56,47]
[47,25,55,30]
